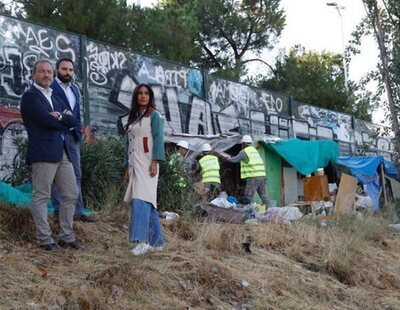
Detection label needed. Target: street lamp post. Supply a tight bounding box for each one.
[327,2,349,93]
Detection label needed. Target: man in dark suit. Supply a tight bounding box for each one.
[20,59,84,251]
[51,58,94,222]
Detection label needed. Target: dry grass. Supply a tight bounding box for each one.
[1,203,400,309]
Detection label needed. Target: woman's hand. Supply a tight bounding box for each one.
[149,160,158,177]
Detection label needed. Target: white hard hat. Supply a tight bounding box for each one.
[200,143,212,152]
[241,135,253,144]
[177,140,189,149]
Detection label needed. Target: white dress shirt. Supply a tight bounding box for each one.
[55,77,76,111]
[33,83,53,110]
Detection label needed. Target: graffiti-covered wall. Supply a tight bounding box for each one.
[0,16,82,178]
[206,76,291,137]
[86,40,209,135]
[0,14,395,179]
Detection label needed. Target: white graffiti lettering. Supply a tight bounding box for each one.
[138,63,187,88]
[55,35,76,62]
[87,42,127,85]
[208,81,249,107]
[260,93,283,113]
[0,47,32,98]
[1,22,76,60]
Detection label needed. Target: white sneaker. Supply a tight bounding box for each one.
[131,242,151,256]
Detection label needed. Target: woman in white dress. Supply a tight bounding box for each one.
[123,84,165,256]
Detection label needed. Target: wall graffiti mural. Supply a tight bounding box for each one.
[354,118,393,159]
[0,14,396,180]
[206,76,290,136]
[292,101,354,143]
[86,40,207,135]
[0,15,81,102]
[0,15,81,179]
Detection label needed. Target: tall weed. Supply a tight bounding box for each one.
[157,155,197,215]
[81,136,125,210]
[1,137,31,186]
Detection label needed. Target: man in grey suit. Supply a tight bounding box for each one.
[20,59,84,251]
[51,58,94,222]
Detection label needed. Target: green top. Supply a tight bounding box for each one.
[150,111,165,162]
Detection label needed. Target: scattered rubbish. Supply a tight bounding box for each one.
[244,219,259,225]
[200,203,245,223]
[37,267,48,278]
[162,211,179,220]
[389,223,400,230]
[241,279,250,287]
[242,236,253,253]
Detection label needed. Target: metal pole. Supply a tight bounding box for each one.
[327,2,349,93]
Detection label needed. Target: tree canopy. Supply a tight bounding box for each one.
[260,46,372,121]
[5,0,285,80]
[193,0,285,80]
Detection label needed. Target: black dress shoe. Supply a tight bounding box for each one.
[39,243,60,251]
[74,214,95,222]
[54,211,59,223]
[58,239,85,250]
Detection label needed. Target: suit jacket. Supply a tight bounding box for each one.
[20,85,77,164]
[50,79,82,142]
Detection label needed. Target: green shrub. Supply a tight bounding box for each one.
[1,137,31,186]
[157,154,197,215]
[81,136,126,210]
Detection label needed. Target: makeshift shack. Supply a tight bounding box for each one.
[336,156,399,212]
[165,135,339,208]
[261,139,339,206]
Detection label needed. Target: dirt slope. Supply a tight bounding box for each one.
[1,205,400,309]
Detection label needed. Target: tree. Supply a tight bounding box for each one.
[140,1,202,65]
[349,1,400,157]
[17,0,140,49]
[193,0,285,80]
[260,46,372,121]
[13,0,285,80]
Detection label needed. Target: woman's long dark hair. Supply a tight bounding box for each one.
[124,83,155,133]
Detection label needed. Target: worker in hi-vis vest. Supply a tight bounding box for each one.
[224,135,270,207]
[196,143,221,198]
[168,140,190,188]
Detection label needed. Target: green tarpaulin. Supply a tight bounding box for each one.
[261,139,339,176]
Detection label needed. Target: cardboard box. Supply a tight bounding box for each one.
[303,175,330,201]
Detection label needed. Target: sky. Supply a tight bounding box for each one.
[277,0,377,83]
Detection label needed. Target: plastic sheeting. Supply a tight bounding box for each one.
[263,139,339,176]
[336,156,387,212]
[336,156,384,184]
[384,160,399,180]
[0,182,32,207]
[0,182,92,215]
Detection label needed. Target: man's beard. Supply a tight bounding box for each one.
[58,74,72,83]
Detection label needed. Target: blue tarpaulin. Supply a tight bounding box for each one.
[336,156,384,184]
[384,160,399,180]
[336,156,399,212]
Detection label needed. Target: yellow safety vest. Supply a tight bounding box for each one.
[168,153,187,188]
[240,146,266,179]
[199,154,220,184]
